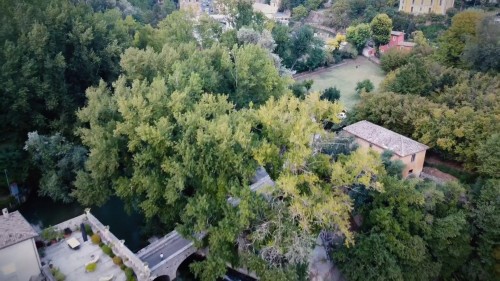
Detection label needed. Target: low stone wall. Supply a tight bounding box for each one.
[50,214,86,232]
[41,265,57,281]
[85,212,151,281]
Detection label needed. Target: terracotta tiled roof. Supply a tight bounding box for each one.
[343,120,428,157]
[0,210,38,249]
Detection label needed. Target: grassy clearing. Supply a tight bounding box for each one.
[295,57,385,109]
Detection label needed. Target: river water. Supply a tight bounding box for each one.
[19,193,146,251]
[19,193,254,281]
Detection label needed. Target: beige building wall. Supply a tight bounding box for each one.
[349,135,426,178]
[0,238,41,281]
[399,0,454,15]
[179,0,202,14]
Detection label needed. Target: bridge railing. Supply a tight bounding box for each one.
[136,230,179,259]
[85,210,151,281]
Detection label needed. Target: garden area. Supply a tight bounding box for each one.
[40,222,136,281]
[295,57,385,109]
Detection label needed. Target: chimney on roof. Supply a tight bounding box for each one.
[2,208,8,218]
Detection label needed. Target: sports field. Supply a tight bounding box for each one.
[295,57,385,109]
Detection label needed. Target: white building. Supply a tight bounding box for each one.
[0,209,41,281]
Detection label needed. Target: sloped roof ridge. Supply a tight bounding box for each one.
[0,211,38,249]
[343,120,428,157]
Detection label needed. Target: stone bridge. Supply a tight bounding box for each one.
[136,231,197,280]
[134,168,274,280]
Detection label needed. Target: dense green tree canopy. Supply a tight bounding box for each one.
[334,177,470,281]
[464,179,500,280]
[437,10,485,67]
[462,16,500,73]
[346,23,372,53]
[0,0,138,185]
[370,13,393,49]
[77,77,388,279]
[70,12,395,278]
[380,48,410,73]
[4,1,499,280]
[271,24,327,72]
[24,132,87,203]
[476,134,500,178]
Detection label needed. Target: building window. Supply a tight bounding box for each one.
[431,0,433,4]
[411,6,414,12]
[369,143,373,148]
[409,169,414,174]
[429,7,431,12]
[419,6,422,11]
[411,154,416,162]
[439,0,442,5]
[412,0,415,4]
[421,0,423,4]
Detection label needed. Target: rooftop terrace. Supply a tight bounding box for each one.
[42,231,126,281]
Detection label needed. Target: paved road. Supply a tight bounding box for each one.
[140,233,193,269]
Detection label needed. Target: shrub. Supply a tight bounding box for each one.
[321,87,341,101]
[355,79,374,94]
[41,226,62,241]
[50,267,66,281]
[85,262,97,272]
[91,234,101,244]
[291,80,314,99]
[120,264,127,270]
[84,224,93,236]
[113,256,123,265]
[380,48,410,73]
[54,271,65,281]
[339,43,358,59]
[124,267,134,279]
[101,244,113,256]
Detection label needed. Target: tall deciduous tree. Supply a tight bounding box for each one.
[462,16,500,73]
[231,44,288,107]
[346,23,372,53]
[292,5,308,21]
[24,132,87,202]
[370,13,393,52]
[437,10,485,67]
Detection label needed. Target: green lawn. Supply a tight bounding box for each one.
[295,57,385,109]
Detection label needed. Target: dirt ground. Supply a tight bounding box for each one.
[425,153,465,171]
[422,167,458,182]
